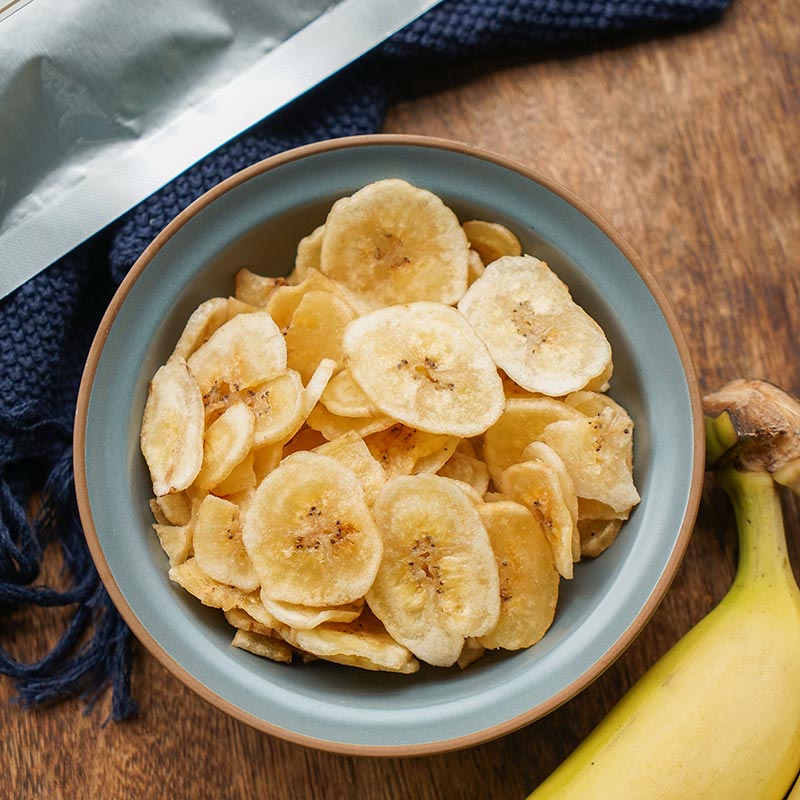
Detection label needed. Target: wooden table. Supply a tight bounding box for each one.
[4,0,798,796]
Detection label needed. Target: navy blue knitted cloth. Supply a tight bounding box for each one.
[0,0,729,721]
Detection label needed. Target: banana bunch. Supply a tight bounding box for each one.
[527,379,800,800]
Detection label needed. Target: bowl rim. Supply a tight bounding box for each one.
[74,132,705,756]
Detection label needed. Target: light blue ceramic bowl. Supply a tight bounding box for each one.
[75,135,704,756]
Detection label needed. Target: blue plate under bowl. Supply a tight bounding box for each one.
[75,135,704,756]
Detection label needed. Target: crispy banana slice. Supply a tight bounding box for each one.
[282,426,328,456]
[583,360,613,392]
[319,369,378,418]
[542,407,640,513]
[225,296,260,319]
[313,431,387,507]
[234,269,289,307]
[364,423,458,478]
[498,459,576,580]
[193,495,259,591]
[153,523,192,567]
[141,359,205,496]
[285,290,356,383]
[280,608,419,673]
[240,369,305,448]
[242,451,383,606]
[212,451,256,496]
[261,591,364,630]
[168,297,229,364]
[578,517,624,558]
[169,558,253,612]
[467,249,485,285]
[476,501,559,651]
[252,444,283,483]
[457,637,486,669]
[344,302,505,437]
[306,404,395,441]
[462,220,522,265]
[366,474,500,667]
[187,311,286,399]
[152,490,192,526]
[319,179,469,307]
[564,390,635,469]
[232,628,294,663]
[224,607,275,636]
[483,397,585,485]
[457,255,612,396]
[265,268,367,332]
[437,452,490,495]
[578,496,630,521]
[194,402,255,492]
[292,224,325,283]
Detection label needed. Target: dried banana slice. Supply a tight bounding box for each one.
[240,369,305,448]
[211,451,256,496]
[252,444,283,483]
[319,369,378,419]
[153,523,192,567]
[319,179,469,307]
[187,311,286,399]
[344,302,505,437]
[266,268,367,332]
[498,458,577,580]
[476,501,559,651]
[364,423,458,478]
[366,474,500,667]
[282,426,328,456]
[140,359,205,497]
[280,608,419,674]
[483,397,585,485]
[168,297,229,363]
[152,490,192,526]
[292,224,325,283]
[285,290,356,383]
[242,451,383,606]
[542,406,640,514]
[457,255,612,396]
[313,431,387,507]
[462,220,522,265]
[261,591,364,630]
[306,404,395,441]
[224,607,275,637]
[232,628,294,663]
[194,402,255,492]
[578,517,624,558]
[437,452,490,495]
[457,637,486,669]
[467,249,485,285]
[168,558,253,612]
[193,495,259,591]
[234,269,289,307]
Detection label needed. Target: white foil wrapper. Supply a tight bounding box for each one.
[0,0,441,298]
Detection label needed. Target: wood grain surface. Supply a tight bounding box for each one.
[3,0,798,796]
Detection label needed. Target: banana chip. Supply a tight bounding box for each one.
[542,407,640,514]
[241,370,305,448]
[168,559,253,612]
[194,402,255,492]
[313,431,387,507]
[153,523,192,567]
[344,302,505,437]
[261,592,364,630]
[212,450,256,496]
[141,359,205,497]
[232,628,294,663]
[498,459,577,580]
[477,501,559,650]
[285,290,356,383]
[187,311,286,399]
[457,255,612,396]
[292,224,324,283]
[224,607,275,637]
[579,517,624,558]
[483,397,585,485]
[366,474,500,667]
[234,269,289,307]
[306,403,395,441]
[462,220,522,265]
[193,495,259,592]
[152,490,192,526]
[280,608,419,674]
[364,424,458,478]
[243,452,383,606]
[319,369,378,418]
[319,179,469,308]
[168,297,229,363]
[437,451,490,495]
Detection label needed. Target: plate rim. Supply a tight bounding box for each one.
[73,132,705,756]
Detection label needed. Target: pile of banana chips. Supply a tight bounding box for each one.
[140,179,640,673]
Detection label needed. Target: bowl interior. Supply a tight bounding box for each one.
[79,138,700,754]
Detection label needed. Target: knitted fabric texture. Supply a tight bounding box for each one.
[0,0,729,721]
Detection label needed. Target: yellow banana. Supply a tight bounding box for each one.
[528,381,800,800]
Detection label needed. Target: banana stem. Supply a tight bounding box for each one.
[719,468,795,593]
